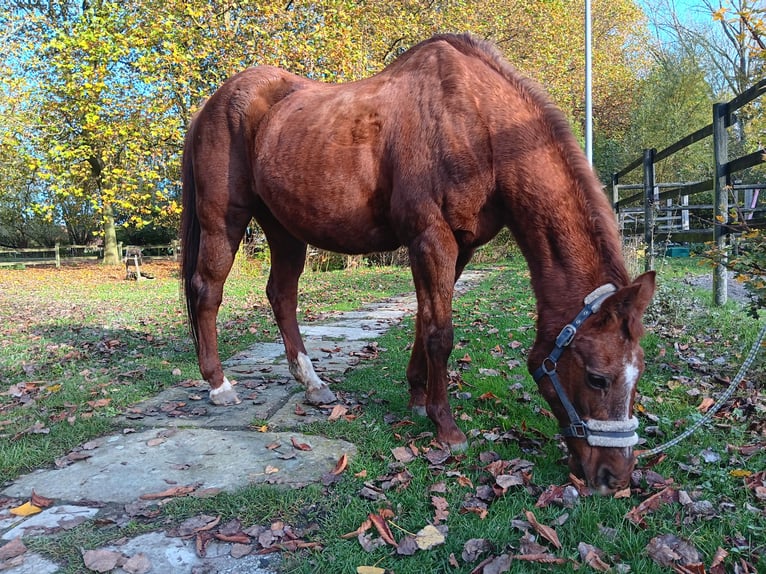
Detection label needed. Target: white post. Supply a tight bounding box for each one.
[585,0,593,164]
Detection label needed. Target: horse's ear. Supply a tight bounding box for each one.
[629,271,656,315]
[596,271,656,338]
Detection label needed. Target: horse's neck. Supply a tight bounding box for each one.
[507,178,627,337]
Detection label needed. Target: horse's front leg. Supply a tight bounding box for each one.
[258,214,336,405]
[407,248,474,419]
[408,225,467,450]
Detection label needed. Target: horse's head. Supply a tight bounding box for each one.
[529,272,655,495]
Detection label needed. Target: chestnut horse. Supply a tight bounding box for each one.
[181,33,655,493]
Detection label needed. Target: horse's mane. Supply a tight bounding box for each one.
[401,33,629,286]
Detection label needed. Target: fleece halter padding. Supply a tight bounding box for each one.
[532,284,640,449]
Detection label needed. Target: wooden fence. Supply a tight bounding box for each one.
[0,241,179,268]
[611,78,766,305]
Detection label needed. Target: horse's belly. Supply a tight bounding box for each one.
[260,189,400,254]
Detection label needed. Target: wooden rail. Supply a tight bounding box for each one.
[0,241,179,268]
[611,77,766,305]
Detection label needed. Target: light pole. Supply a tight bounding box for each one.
[585,0,593,164]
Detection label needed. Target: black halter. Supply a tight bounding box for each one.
[532,284,639,448]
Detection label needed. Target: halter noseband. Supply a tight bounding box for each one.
[532,284,639,448]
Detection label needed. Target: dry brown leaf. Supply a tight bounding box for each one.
[578,542,610,572]
[82,549,123,572]
[122,553,152,574]
[698,397,715,413]
[328,404,349,421]
[340,518,372,539]
[0,537,27,561]
[369,512,398,547]
[432,495,449,523]
[613,487,631,499]
[462,538,492,563]
[294,403,306,416]
[291,437,312,451]
[470,553,512,574]
[331,453,349,475]
[391,446,416,463]
[710,547,729,574]
[139,485,197,500]
[30,490,54,508]
[524,510,561,549]
[625,486,678,527]
[646,534,701,568]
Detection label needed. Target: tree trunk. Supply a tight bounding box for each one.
[102,202,120,265]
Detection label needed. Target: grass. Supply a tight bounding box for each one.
[0,259,414,481]
[1,254,764,573]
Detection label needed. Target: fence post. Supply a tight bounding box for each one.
[55,242,60,268]
[712,102,728,306]
[611,172,620,226]
[642,148,656,272]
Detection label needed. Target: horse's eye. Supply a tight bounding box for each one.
[587,373,610,390]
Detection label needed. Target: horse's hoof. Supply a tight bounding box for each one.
[305,384,336,405]
[411,405,427,417]
[448,440,469,452]
[209,380,241,406]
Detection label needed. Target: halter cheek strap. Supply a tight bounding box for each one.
[532,284,640,449]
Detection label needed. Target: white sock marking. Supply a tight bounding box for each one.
[209,376,234,399]
[290,352,327,392]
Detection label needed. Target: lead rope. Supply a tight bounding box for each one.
[636,321,766,459]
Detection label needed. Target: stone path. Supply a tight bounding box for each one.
[0,271,487,574]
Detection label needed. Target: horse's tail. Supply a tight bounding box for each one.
[181,115,201,352]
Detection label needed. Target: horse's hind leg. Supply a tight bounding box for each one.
[193,213,252,406]
[256,211,336,405]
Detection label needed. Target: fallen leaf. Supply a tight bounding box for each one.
[82,549,123,572]
[341,518,372,539]
[294,403,306,416]
[710,547,728,574]
[87,398,112,409]
[391,446,416,463]
[396,535,419,556]
[121,553,152,574]
[369,513,397,547]
[9,501,42,517]
[0,537,27,561]
[356,567,385,574]
[578,542,610,572]
[30,490,54,508]
[432,495,449,523]
[265,465,279,475]
[470,553,512,574]
[415,524,446,550]
[698,397,715,412]
[625,487,678,527]
[646,534,701,568]
[331,453,349,475]
[291,437,312,451]
[357,532,386,552]
[328,404,349,421]
[462,538,493,563]
[524,510,561,549]
[139,485,197,500]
